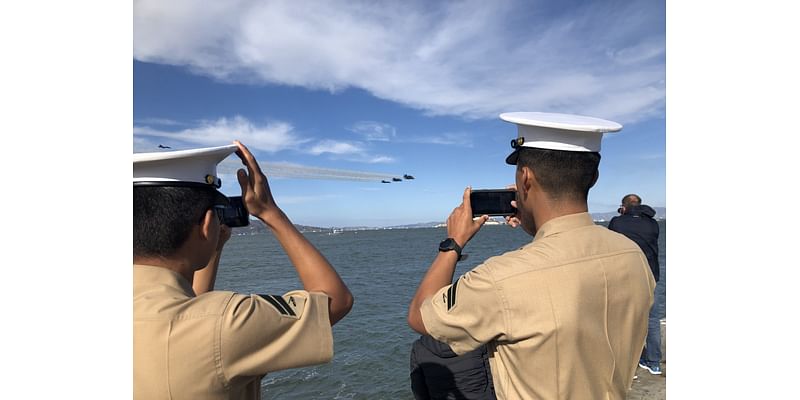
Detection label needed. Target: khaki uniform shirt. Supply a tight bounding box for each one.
[421,213,655,400]
[133,265,333,400]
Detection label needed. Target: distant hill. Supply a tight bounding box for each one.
[591,207,666,222]
[231,208,665,235]
[231,219,332,235]
[385,221,443,229]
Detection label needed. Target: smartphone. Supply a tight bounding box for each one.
[222,196,250,227]
[470,189,516,217]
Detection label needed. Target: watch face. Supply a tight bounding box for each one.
[439,238,455,251]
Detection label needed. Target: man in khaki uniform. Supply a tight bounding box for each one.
[408,112,655,400]
[134,141,353,399]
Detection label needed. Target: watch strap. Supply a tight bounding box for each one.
[439,238,463,259]
[451,241,462,258]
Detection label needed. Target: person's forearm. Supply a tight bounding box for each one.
[408,187,484,334]
[231,140,352,324]
[407,251,459,334]
[262,210,353,325]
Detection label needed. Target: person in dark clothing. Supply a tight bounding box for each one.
[410,335,496,400]
[608,194,660,281]
[608,193,662,375]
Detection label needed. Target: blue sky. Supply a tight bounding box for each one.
[133,0,665,227]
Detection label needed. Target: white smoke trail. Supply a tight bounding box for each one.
[218,159,403,182]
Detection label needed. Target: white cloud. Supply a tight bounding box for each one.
[133,115,305,153]
[308,140,363,155]
[133,117,186,126]
[134,116,395,164]
[364,155,395,164]
[349,121,397,142]
[134,0,664,123]
[306,139,394,163]
[407,132,472,147]
[347,119,472,148]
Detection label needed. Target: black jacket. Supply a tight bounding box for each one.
[608,205,661,281]
[410,335,496,400]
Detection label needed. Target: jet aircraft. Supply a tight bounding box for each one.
[403,174,415,179]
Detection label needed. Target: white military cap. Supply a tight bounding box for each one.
[133,144,238,189]
[500,112,622,165]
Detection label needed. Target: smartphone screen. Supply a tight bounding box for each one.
[470,189,516,217]
[222,196,250,227]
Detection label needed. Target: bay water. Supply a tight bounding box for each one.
[215,221,667,399]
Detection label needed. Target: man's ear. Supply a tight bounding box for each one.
[521,166,536,193]
[199,209,215,241]
[590,170,599,188]
[515,166,533,202]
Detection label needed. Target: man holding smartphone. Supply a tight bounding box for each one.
[408,112,655,400]
[133,141,353,399]
[609,194,663,375]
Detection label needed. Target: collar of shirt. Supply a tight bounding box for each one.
[532,212,594,241]
[133,264,196,297]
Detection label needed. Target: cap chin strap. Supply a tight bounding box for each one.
[510,137,598,152]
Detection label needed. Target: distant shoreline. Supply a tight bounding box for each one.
[232,216,666,235]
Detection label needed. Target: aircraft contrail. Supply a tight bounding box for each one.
[218,159,402,182]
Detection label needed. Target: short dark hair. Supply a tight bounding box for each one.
[133,186,218,258]
[516,147,601,202]
[622,194,642,207]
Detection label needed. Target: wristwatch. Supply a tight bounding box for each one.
[438,238,463,261]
